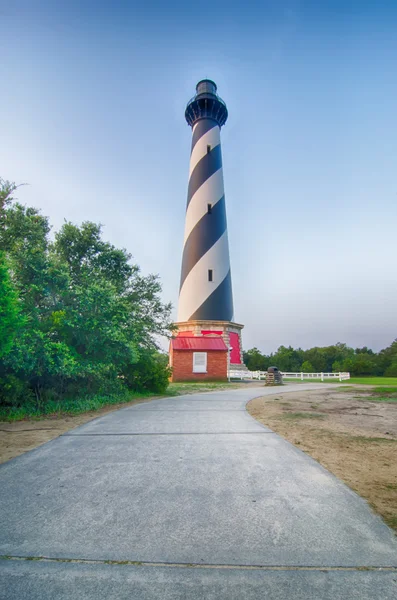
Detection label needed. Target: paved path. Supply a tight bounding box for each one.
[1,384,396,599]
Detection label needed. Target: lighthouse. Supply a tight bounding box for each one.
[170,80,244,381]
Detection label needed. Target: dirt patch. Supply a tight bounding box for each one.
[247,387,397,532]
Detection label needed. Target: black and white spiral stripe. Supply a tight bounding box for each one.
[178,118,234,322]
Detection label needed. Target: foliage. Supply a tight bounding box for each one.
[243,347,271,371]
[244,340,397,377]
[0,252,22,358]
[0,177,173,413]
[301,361,314,373]
[0,390,153,422]
[122,350,171,394]
[384,362,397,377]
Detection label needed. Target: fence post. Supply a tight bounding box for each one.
[321,372,324,382]
[339,372,342,382]
[301,372,303,381]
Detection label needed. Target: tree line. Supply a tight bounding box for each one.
[243,341,397,376]
[0,178,173,411]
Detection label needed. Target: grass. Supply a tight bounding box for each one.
[359,386,397,403]
[166,381,240,396]
[0,381,241,422]
[282,378,348,383]
[385,516,397,529]
[346,377,397,386]
[283,377,397,386]
[342,435,397,444]
[0,391,157,422]
[362,397,397,404]
[280,412,326,420]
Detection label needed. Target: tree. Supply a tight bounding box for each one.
[244,339,397,377]
[0,199,73,403]
[301,361,314,373]
[53,221,173,349]
[302,348,327,372]
[350,353,376,376]
[0,182,174,407]
[384,362,397,377]
[272,346,303,372]
[0,177,18,214]
[0,252,22,358]
[341,358,355,374]
[243,347,270,371]
[376,339,397,375]
[355,347,374,355]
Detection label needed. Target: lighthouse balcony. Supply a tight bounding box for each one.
[185,96,228,127]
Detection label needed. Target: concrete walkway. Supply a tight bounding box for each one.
[1,384,396,599]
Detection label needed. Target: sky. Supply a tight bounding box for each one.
[1,0,397,353]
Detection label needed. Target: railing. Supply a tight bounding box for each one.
[282,372,350,382]
[229,370,264,380]
[228,371,350,382]
[186,92,227,110]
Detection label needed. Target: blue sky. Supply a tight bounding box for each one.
[1,1,397,353]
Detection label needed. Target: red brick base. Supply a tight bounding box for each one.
[170,348,227,382]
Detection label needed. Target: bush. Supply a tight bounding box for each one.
[0,374,33,407]
[122,351,171,394]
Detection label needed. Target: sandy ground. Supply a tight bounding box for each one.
[247,387,397,531]
[0,382,255,465]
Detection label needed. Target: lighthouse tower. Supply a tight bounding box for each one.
[174,80,244,374]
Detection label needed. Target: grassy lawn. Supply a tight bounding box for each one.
[283,377,397,386]
[347,377,397,386]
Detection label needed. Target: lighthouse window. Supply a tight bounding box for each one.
[207,145,211,154]
[207,204,212,214]
[208,269,213,282]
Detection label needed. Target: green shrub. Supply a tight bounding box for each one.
[0,374,33,407]
[122,350,171,394]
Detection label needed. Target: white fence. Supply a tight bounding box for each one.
[282,372,350,382]
[229,370,350,382]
